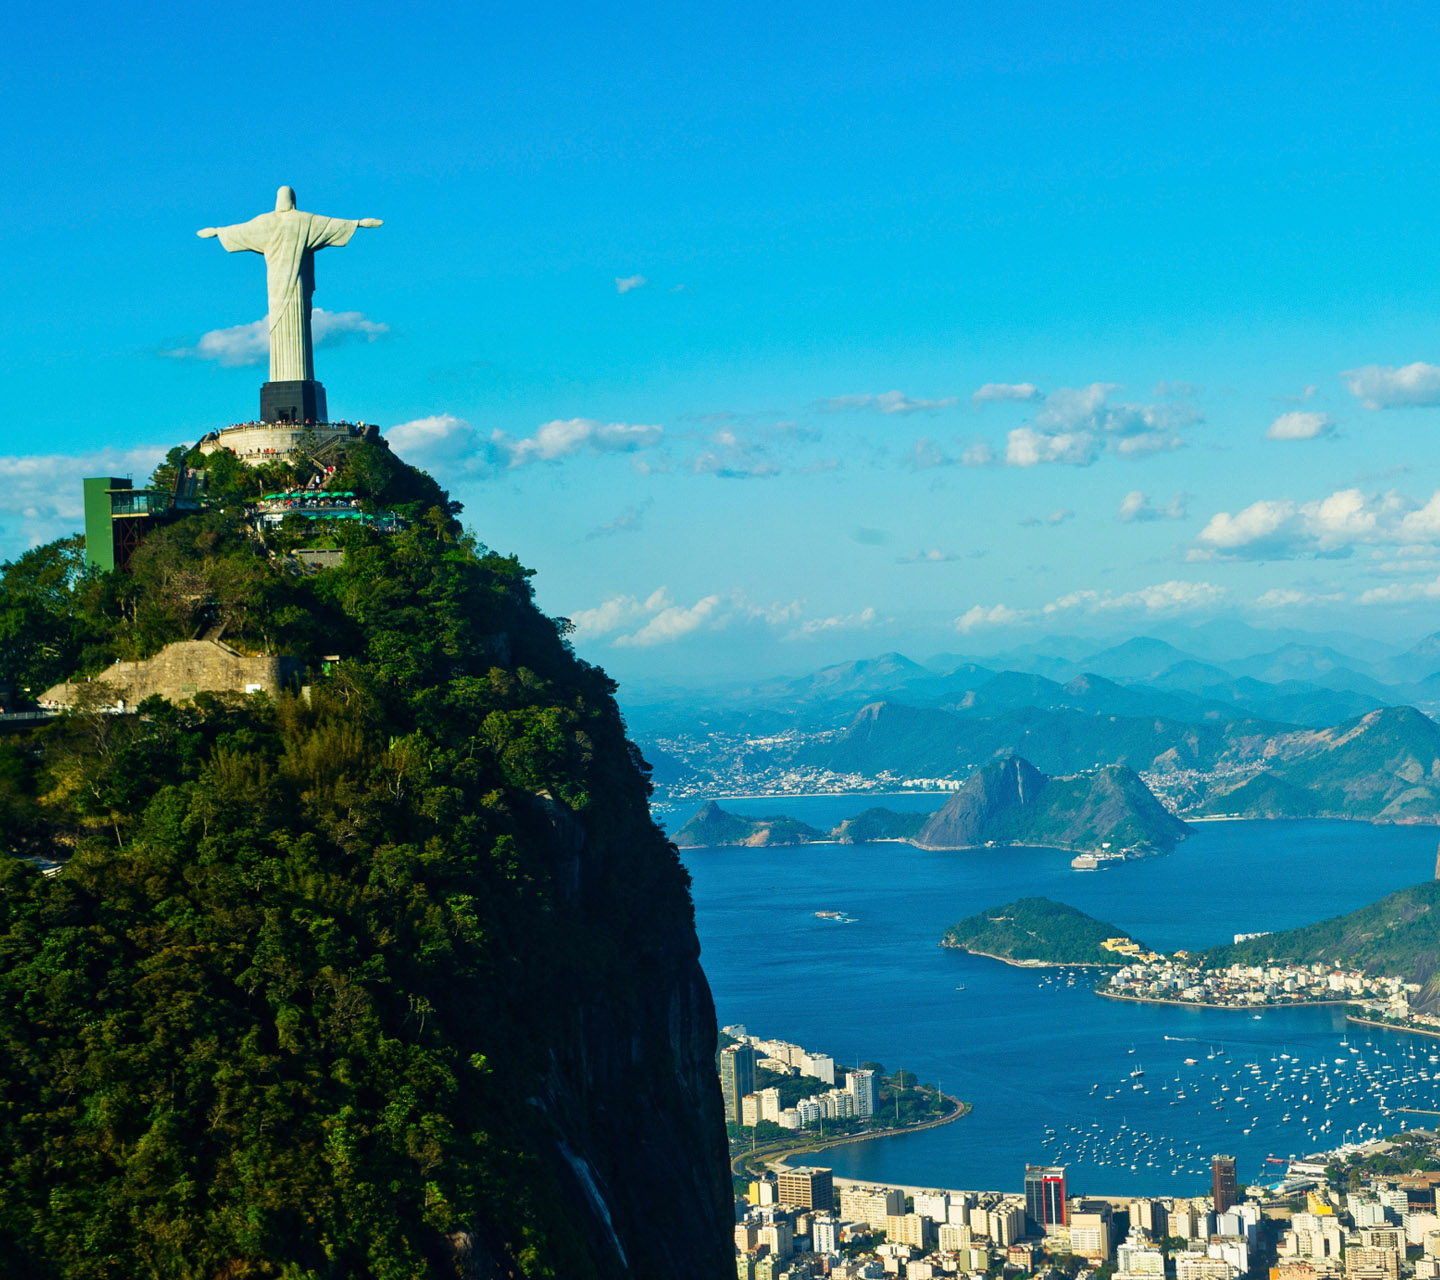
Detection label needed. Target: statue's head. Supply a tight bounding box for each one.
[275,186,297,212]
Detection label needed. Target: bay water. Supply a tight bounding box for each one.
[664,796,1440,1197]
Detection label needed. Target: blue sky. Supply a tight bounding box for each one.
[7,1,1440,681]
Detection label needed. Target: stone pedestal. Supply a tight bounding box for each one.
[261,379,328,425]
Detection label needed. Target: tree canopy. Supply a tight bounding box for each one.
[0,445,710,1278]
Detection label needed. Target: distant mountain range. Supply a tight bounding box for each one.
[793,703,1440,823]
[623,628,1440,740]
[672,755,1187,854]
[629,629,1440,825]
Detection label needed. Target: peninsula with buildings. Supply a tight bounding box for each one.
[944,878,1440,1039]
[717,1028,964,1167]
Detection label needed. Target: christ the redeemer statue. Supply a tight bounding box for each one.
[198,186,382,385]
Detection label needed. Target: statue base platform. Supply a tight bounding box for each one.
[261,380,327,425]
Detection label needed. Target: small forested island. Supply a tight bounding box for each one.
[673,802,926,848]
[831,806,928,843]
[941,897,1146,966]
[673,755,1189,855]
[672,800,828,847]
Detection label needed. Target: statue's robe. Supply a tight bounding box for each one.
[216,211,359,383]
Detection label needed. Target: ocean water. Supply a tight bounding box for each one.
[675,805,1440,1197]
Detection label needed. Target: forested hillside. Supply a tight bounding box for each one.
[0,442,732,1279]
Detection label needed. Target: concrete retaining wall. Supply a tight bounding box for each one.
[41,640,301,709]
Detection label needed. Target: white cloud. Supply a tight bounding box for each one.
[687,428,781,479]
[1043,579,1226,615]
[1255,587,1345,609]
[619,594,727,646]
[1119,490,1188,522]
[386,414,481,469]
[954,578,1226,634]
[1267,410,1335,440]
[166,308,388,366]
[824,391,959,415]
[955,604,1027,633]
[1191,486,1440,560]
[615,274,648,294]
[384,414,665,474]
[1002,383,1195,467]
[0,445,169,556]
[792,606,881,637]
[1357,577,1440,605]
[570,587,802,647]
[1343,362,1440,410]
[313,309,389,345]
[961,440,995,467]
[1005,426,1097,467]
[1019,509,1076,528]
[570,588,672,640]
[972,382,1043,404]
[497,418,664,467]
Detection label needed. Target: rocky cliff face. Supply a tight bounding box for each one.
[496,793,734,1280]
[916,756,1048,847]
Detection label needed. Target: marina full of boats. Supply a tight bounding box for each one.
[1029,970,1440,1185]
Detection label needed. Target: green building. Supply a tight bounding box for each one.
[83,472,205,572]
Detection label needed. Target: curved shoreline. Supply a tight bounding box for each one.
[731,1094,971,1179]
[1098,990,1352,1011]
[941,944,1119,970]
[1346,1014,1440,1042]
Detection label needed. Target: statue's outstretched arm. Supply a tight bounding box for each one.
[359,218,383,228]
[197,228,219,238]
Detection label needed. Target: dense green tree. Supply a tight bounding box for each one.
[0,536,91,696]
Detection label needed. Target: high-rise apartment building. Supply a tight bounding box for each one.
[812,1215,840,1253]
[838,1184,905,1230]
[886,1213,937,1250]
[758,1221,793,1262]
[1070,1202,1114,1262]
[720,1045,759,1123]
[846,1068,878,1116]
[989,1204,1026,1247]
[1025,1164,1069,1232]
[913,1191,950,1223]
[777,1166,834,1212]
[1212,1156,1238,1215]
